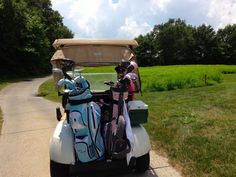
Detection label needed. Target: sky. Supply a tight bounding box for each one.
[51,0,236,39]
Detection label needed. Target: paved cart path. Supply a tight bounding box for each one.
[0,77,182,177]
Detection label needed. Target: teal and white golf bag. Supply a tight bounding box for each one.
[58,76,105,163]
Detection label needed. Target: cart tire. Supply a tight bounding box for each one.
[136,153,150,173]
[50,160,70,177]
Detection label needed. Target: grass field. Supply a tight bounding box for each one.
[140,74,236,177]
[140,65,230,92]
[39,65,236,177]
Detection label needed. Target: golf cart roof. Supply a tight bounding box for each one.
[51,39,139,67]
[52,39,139,49]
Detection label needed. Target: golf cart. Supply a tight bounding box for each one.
[49,39,151,177]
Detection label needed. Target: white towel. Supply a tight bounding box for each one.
[123,102,135,165]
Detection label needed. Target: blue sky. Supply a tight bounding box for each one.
[51,0,236,39]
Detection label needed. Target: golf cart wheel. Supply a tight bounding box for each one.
[136,153,150,173]
[50,160,70,177]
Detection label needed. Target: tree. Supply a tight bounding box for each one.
[193,24,218,64]
[151,19,195,65]
[0,0,29,76]
[135,33,158,66]
[217,24,236,64]
[0,0,74,78]
[25,0,73,71]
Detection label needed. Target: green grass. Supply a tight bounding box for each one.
[139,74,236,177]
[80,65,115,73]
[139,65,236,92]
[81,73,117,90]
[39,65,236,177]
[38,79,59,102]
[0,80,11,91]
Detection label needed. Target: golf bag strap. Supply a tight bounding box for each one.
[69,97,94,105]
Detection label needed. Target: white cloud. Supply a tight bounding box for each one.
[51,0,236,39]
[207,0,236,29]
[52,0,102,37]
[119,17,152,38]
[69,0,101,37]
[150,0,172,13]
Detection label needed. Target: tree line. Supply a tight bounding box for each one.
[135,19,236,66]
[0,0,73,78]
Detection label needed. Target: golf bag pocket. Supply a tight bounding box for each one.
[74,142,92,163]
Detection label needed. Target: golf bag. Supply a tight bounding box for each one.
[58,76,105,163]
[104,78,134,161]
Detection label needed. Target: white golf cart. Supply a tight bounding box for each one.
[49,39,151,177]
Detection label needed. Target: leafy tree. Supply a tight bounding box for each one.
[0,0,73,78]
[217,24,236,64]
[26,0,73,42]
[0,0,28,76]
[151,19,195,65]
[193,25,218,64]
[135,33,158,66]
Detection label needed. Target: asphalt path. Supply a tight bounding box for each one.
[0,77,182,177]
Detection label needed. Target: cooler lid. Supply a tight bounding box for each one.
[128,100,148,110]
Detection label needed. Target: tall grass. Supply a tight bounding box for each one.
[140,65,236,92]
